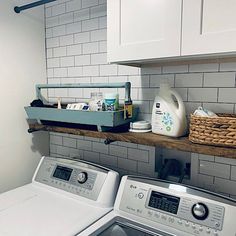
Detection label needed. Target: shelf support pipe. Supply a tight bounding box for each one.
[14,0,56,13]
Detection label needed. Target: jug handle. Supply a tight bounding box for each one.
[170,89,185,117]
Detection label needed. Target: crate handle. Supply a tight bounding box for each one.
[36,82,131,102]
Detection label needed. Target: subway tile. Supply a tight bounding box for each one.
[47,37,59,48]
[50,135,63,145]
[47,58,60,68]
[52,4,66,16]
[54,67,67,77]
[59,35,73,46]
[100,64,118,76]
[82,18,99,32]
[199,160,230,179]
[45,7,52,18]
[100,154,117,167]
[141,66,162,75]
[66,22,82,34]
[60,56,74,67]
[150,74,175,88]
[74,8,90,22]
[82,0,98,8]
[203,103,234,114]
[138,88,158,101]
[59,12,74,25]
[77,139,92,151]
[83,42,99,54]
[46,16,59,28]
[231,166,236,181]
[172,88,188,101]
[63,137,76,148]
[46,28,53,38]
[47,49,53,58]
[204,72,235,87]
[91,53,107,65]
[162,65,188,74]
[66,0,81,12]
[118,65,140,76]
[91,29,107,41]
[118,158,137,172]
[68,66,83,77]
[52,25,66,37]
[90,4,107,18]
[198,154,215,161]
[188,88,217,102]
[83,151,99,163]
[92,142,109,154]
[214,177,236,195]
[67,44,82,56]
[91,76,109,83]
[189,63,219,72]
[175,73,203,87]
[56,145,70,156]
[74,32,90,44]
[99,16,107,29]
[215,156,236,166]
[137,162,155,177]
[83,65,99,76]
[75,55,90,66]
[99,41,107,52]
[218,88,236,103]
[109,145,127,158]
[53,46,67,57]
[68,88,83,98]
[128,148,149,163]
[220,62,236,71]
[128,75,149,88]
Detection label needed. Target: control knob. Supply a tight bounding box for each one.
[77,172,88,184]
[191,203,209,220]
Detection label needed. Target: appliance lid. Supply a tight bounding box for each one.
[0,184,110,236]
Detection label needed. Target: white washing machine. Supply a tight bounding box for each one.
[79,175,236,236]
[0,156,119,236]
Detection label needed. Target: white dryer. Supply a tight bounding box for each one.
[79,175,236,236]
[0,156,119,236]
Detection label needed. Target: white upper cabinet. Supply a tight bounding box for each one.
[107,0,182,63]
[182,0,236,56]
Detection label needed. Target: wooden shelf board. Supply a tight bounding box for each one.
[29,123,236,159]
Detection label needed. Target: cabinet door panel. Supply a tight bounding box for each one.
[182,0,236,56]
[107,0,182,63]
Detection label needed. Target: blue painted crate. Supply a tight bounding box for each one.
[25,83,139,131]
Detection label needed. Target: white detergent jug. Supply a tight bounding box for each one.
[151,83,187,137]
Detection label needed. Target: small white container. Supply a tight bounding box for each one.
[104,93,119,111]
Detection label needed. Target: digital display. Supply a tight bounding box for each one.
[148,191,180,215]
[53,165,72,181]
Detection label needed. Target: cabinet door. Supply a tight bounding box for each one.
[182,0,236,56]
[107,0,182,63]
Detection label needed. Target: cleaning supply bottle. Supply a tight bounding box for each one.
[151,82,187,137]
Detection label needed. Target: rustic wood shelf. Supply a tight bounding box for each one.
[29,123,236,159]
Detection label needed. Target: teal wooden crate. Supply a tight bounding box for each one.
[25,83,139,131]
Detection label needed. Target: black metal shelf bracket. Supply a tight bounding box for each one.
[14,0,56,14]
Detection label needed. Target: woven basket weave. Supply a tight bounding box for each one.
[189,113,236,148]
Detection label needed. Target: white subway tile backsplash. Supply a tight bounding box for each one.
[83,65,99,76]
[118,65,140,76]
[231,166,236,181]
[47,58,60,68]
[99,16,107,29]
[74,8,90,22]
[66,0,81,12]
[92,142,108,154]
[100,64,117,76]
[203,103,234,114]
[91,53,107,65]
[109,145,127,158]
[204,72,235,87]
[189,63,219,72]
[82,0,98,8]
[77,139,92,151]
[54,46,67,57]
[59,12,74,25]
[83,42,99,54]
[67,44,82,56]
[66,22,82,34]
[118,158,137,172]
[99,41,107,52]
[68,66,83,77]
[54,67,67,77]
[83,150,99,162]
[75,55,91,66]
[188,88,217,102]
[100,154,117,167]
[218,88,236,103]
[175,73,203,87]
[91,29,107,41]
[52,25,66,37]
[60,56,74,67]
[199,160,230,179]
[59,35,73,46]
[150,74,175,88]
[63,137,76,148]
[50,135,63,145]
[220,62,236,71]
[82,18,99,31]
[214,177,236,195]
[90,4,107,18]
[128,148,149,163]
[162,65,188,74]
[52,4,66,16]
[47,37,60,48]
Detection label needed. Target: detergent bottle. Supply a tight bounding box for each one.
[151,82,187,137]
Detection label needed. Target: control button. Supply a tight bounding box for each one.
[185,221,190,227]
[213,231,219,236]
[206,228,211,234]
[154,212,160,218]
[192,224,196,229]
[178,220,182,225]
[199,226,203,232]
[192,203,209,220]
[77,172,88,184]
[161,215,167,220]
[168,217,174,223]
[138,192,144,199]
[215,222,220,228]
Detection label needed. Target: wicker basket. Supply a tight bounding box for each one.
[189,113,236,148]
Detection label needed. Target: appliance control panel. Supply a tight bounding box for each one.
[119,177,236,236]
[34,156,108,200]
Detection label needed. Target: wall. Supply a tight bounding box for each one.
[0,0,49,193]
[45,0,236,198]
